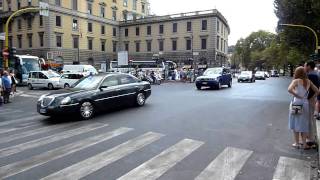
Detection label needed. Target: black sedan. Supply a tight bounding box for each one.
[37,73,151,119]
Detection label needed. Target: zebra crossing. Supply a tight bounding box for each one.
[0,115,312,180]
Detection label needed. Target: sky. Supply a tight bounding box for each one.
[148,0,278,46]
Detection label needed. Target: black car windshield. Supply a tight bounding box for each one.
[204,68,222,75]
[72,75,104,90]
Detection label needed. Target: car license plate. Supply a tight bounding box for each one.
[40,108,47,114]
[202,82,208,85]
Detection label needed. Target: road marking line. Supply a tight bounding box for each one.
[195,147,253,180]
[0,124,39,134]
[0,123,108,158]
[0,127,133,178]
[42,132,164,180]
[272,157,310,180]
[118,138,204,180]
[0,110,23,115]
[20,94,39,98]
[0,115,44,127]
[0,123,75,144]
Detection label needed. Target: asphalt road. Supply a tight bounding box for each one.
[0,77,317,180]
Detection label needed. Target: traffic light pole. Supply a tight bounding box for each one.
[3,7,40,69]
[279,24,319,54]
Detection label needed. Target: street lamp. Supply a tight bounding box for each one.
[279,23,319,53]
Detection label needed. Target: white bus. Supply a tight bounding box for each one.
[110,60,176,75]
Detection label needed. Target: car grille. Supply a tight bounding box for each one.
[41,97,55,107]
[200,78,215,81]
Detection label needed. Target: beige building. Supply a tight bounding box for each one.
[0,0,229,69]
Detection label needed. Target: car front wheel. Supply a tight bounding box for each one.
[64,83,70,88]
[136,92,146,107]
[217,82,222,90]
[80,101,95,120]
[48,83,54,90]
[28,83,33,90]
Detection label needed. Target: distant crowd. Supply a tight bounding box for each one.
[0,70,18,105]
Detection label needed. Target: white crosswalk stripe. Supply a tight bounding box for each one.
[0,123,108,158]
[0,123,39,134]
[272,157,310,180]
[0,123,75,144]
[0,127,133,178]
[41,132,164,180]
[0,115,44,127]
[195,147,253,180]
[118,139,204,180]
[0,109,23,115]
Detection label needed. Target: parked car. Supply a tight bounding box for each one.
[255,71,266,80]
[195,67,232,90]
[270,70,280,77]
[37,73,151,119]
[238,71,255,83]
[27,71,61,90]
[59,73,84,88]
[62,65,98,76]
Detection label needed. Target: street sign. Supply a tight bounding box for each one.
[118,51,128,66]
[39,2,49,17]
[0,32,5,40]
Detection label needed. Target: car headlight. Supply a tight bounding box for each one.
[38,95,46,102]
[60,97,71,105]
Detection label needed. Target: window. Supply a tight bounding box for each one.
[39,15,43,27]
[147,41,152,52]
[159,41,164,51]
[123,12,128,21]
[88,22,92,32]
[17,35,22,48]
[113,0,117,3]
[112,10,117,21]
[72,0,78,10]
[113,28,117,37]
[172,40,177,51]
[39,33,44,47]
[101,76,119,87]
[17,0,21,9]
[147,26,151,35]
[217,20,220,32]
[87,3,92,14]
[187,22,192,32]
[39,73,47,79]
[173,23,177,33]
[101,25,105,34]
[125,28,129,37]
[201,39,207,49]
[216,36,220,50]
[159,25,164,34]
[125,43,129,51]
[27,34,32,48]
[202,20,207,31]
[73,37,79,49]
[113,41,117,52]
[56,16,61,27]
[27,17,32,29]
[18,19,21,30]
[56,35,62,47]
[123,0,128,7]
[186,39,191,50]
[220,37,223,51]
[28,0,31,6]
[136,42,140,52]
[120,75,136,84]
[136,27,140,36]
[101,41,106,52]
[72,19,78,31]
[55,0,61,6]
[100,6,105,18]
[88,39,93,50]
[142,4,145,13]
[133,0,137,10]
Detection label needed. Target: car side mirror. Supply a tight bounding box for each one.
[99,86,108,91]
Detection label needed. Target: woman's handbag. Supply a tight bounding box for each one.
[290,103,303,115]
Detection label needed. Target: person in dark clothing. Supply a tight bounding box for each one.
[2,71,12,104]
[304,61,319,146]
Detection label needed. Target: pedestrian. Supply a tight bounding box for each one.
[304,61,319,146]
[9,69,17,97]
[288,67,319,150]
[0,74,3,106]
[2,71,12,104]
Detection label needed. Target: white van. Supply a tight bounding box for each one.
[62,65,98,76]
[27,71,61,90]
[59,73,84,88]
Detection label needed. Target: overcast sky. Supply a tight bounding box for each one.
[148,0,278,46]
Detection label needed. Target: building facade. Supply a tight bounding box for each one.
[0,0,229,69]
